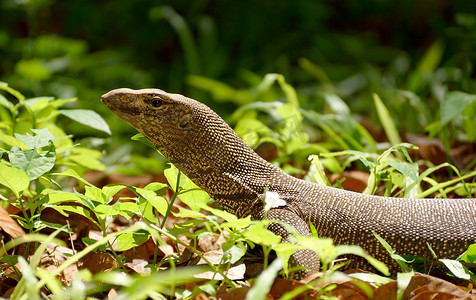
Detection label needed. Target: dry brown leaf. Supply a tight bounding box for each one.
[107,288,118,299]
[0,205,25,238]
[80,251,118,274]
[331,281,373,300]
[123,237,159,261]
[123,259,151,275]
[269,278,313,300]
[375,274,473,299]
[190,292,210,300]
[406,133,447,166]
[216,284,249,300]
[330,170,369,193]
[198,233,227,252]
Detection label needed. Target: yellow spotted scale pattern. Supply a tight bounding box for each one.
[102,88,476,279]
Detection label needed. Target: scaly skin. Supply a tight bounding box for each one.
[102,88,476,278]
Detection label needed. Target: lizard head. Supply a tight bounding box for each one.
[101,88,250,179]
[101,88,220,160]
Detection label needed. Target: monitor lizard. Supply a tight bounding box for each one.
[101,88,476,279]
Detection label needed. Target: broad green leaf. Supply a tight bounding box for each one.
[85,185,107,204]
[243,223,281,246]
[131,133,156,150]
[117,202,140,219]
[440,91,476,126]
[164,164,209,211]
[387,161,419,186]
[272,242,299,275]
[333,244,389,275]
[197,203,238,222]
[145,195,168,216]
[46,192,82,205]
[0,131,28,149]
[50,205,92,221]
[9,146,56,180]
[59,109,111,134]
[373,93,401,146]
[235,118,271,149]
[52,168,95,187]
[116,231,150,251]
[102,185,127,203]
[0,163,30,198]
[144,182,169,193]
[220,215,252,229]
[173,207,207,219]
[259,73,299,107]
[14,128,55,149]
[458,244,476,263]
[69,147,105,171]
[225,242,247,264]
[440,259,471,280]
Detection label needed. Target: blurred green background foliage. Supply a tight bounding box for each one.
[1,0,476,155]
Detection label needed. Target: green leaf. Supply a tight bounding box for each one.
[197,203,238,222]
[145,195,168,217]
[243,223,281,246]
[387,161,419,185]
[226,242,247,264]
[221,215,252,230]
[308,155,330,186]
[116,230,150,251]
[0,163,30,198]
[9,146,56,180]
[440,91,476,126]
[69,147,105,171]
[0,131,28,149]
[117,202,140,219]
[53,168,95,187]
[440,259,471,280]
[131,133,156,150]
[373,93,401,146]
[45,192,82,205]
[173,207,207,219]
[14,128,55,149]
[458,244,476,263]
[59,109,111,134]
[82,237,106,252]
[143,182,169,193]
[102,185,126,203]
[373,232,412,272]
[164,164,209,211]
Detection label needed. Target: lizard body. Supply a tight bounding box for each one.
[102,88,476,278]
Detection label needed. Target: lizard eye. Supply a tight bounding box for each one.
[150,97,163,108]
[149,95,170,108]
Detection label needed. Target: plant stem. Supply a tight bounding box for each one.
[159,171,181,229]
